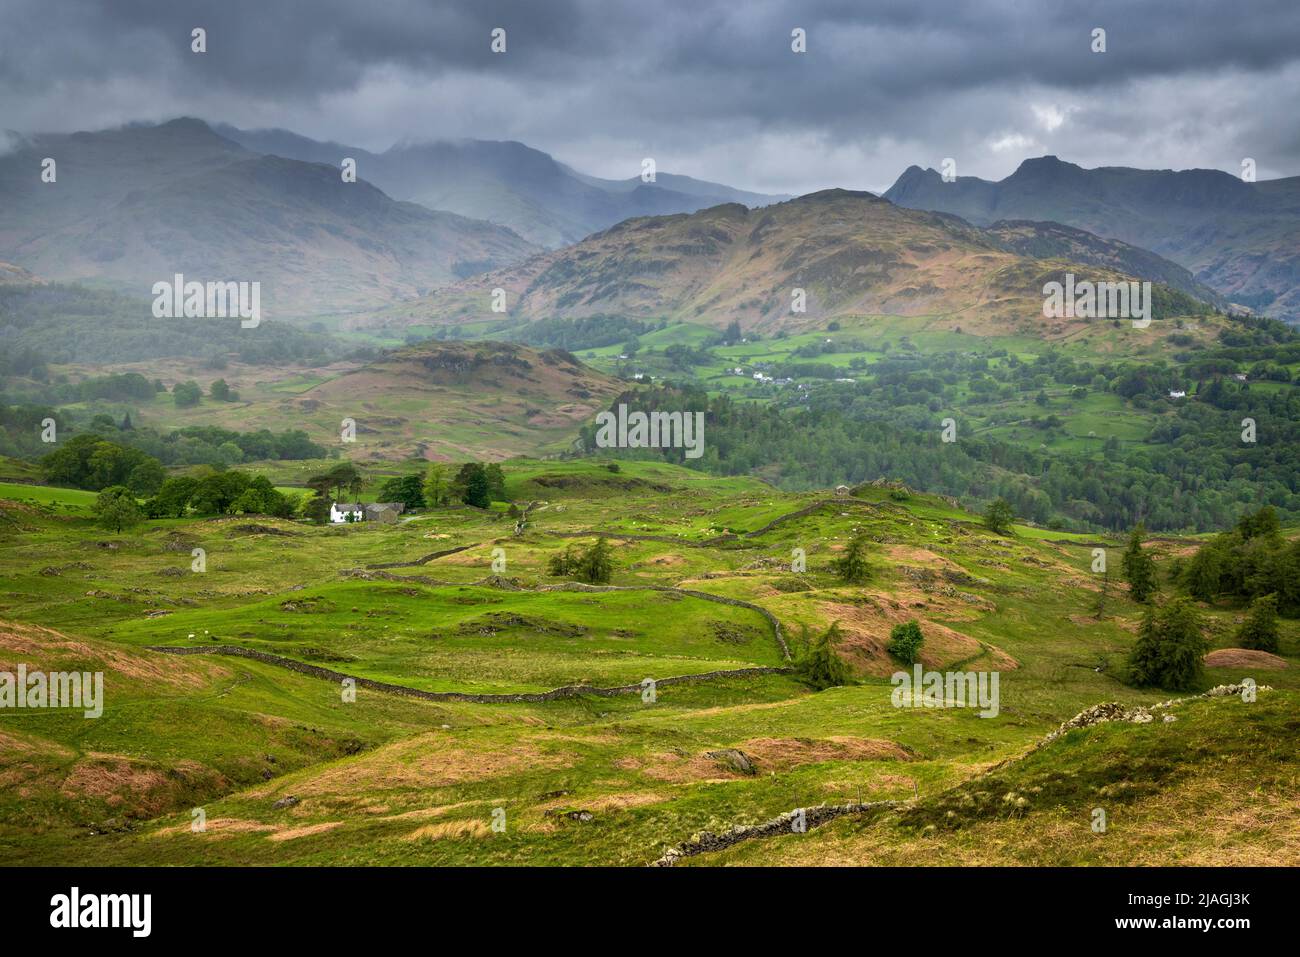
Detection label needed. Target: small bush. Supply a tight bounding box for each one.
[1237,593,1280,653]
[983,498,1015,535]
[887,620,925,666]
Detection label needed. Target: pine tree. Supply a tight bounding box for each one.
[1126,597,1207,690]
[462,466,490,509]
[1182,543,1223,602]
[1093,566,1111,619]
[797,622,851,690]
[1122,523,1158,603]
[578,537,614,584]
[1127,605,1163,687]
[832,528,872,584]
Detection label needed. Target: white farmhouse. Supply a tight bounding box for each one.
[330,502,364,523]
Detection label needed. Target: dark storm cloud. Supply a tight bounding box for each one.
[3,0,1299,193]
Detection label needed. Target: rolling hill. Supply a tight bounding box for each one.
[120,340,624,462]
[885,156,1300,321]
[0,119,539,318]
[0,460,1294,866]
[215,123,787,248]
[364,189,1219,337]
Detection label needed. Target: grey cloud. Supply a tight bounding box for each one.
[2,0,1298,194]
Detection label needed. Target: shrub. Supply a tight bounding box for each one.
[547,546,579,577]
[1237,593,1280,653]
[887,620,925,666]
[983,498,1015,535]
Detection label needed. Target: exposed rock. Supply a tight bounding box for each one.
[705,748,757,776]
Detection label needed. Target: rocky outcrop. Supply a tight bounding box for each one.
[1039,682,1272,745]
[704,748,757,776]
[652,800,901,866]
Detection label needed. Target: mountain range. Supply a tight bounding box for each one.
[367,187,1217,336]
[0,119,538,318]
[885,156,1300,320]
[213,123,787,248]
[0,118,785,318]
[0,118,1290,329]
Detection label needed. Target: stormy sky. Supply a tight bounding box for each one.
[3,0,1299,194]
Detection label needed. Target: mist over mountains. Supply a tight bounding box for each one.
[213,123,788,248]
[0,117,786,318]
[0,116,1294,324]
[0,118,538,317]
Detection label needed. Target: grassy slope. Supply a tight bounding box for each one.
[693,690,1298,866]
[54,341,624,463]
[0,458,1295,865]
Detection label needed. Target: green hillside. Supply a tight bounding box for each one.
[1,459,1294,865]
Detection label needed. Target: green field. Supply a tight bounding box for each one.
[1,458,1295,865]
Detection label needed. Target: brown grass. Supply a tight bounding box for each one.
[405,819,491,841]
[153,818,277,839]
[59,754,227,817]
[535,791,667,814]
[737,736,911,770]
[267,821,345,842]
[252,733,575,799]
[0,619,226,690]
[1205,648,1288,669]
[815,600,1018,676]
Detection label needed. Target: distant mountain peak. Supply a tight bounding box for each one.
[213,121,790,248]
[884,153,1300,320]
[1015,154,1068,169]
[156,116,215,132]
[798,187,881,202]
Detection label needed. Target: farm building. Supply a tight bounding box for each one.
[329,502,406,524]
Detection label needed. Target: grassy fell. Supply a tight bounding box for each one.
[0,458,1295,865]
